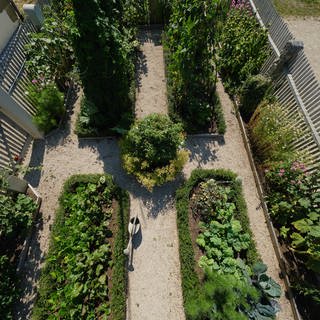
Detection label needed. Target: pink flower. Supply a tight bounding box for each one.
[278,172,284,177]
[32,79,38,84]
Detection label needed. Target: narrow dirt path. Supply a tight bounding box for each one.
[135,28,168,118]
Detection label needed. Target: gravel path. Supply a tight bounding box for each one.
[15,29,294,320]
[285,16,320,82]
[135,28,168,118]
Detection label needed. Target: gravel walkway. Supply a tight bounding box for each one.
[15,29,294,320]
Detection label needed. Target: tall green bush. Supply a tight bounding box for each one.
[71,0,135,132]
[217,7,269,94]
[29,83,65,134]
[165,0,229,132]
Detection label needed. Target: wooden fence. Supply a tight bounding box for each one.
[0,15,38,169]
[250,0,320,169]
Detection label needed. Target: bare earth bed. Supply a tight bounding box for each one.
[16,28,294,320]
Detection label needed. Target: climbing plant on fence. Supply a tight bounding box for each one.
[165,0,229,133]
[217,3,269,95]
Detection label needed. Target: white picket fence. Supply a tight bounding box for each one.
[251,0,320,169]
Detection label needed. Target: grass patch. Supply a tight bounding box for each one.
[176,169,259,315]
[273,0,320,16]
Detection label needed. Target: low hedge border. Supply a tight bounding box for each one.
[175,168,259,315]
[32,174,129,320]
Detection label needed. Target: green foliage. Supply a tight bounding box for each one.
[249,101,301,164]
[197,219,251,278]
[187,267,280,320]
[32,174,129,320]
[187,271,258,320]
[165,0,229,132]
[25,5,75,90]
[75,97,99,137]
[28,82,65,134]
[0,191,37,319]
[217,7,269,94]
[0,193,36,241]
[239,74,272,121]
[265,160,320,301]
[121,114,187,190]
[175,169,259,318]
[71,0,136,131]
[0,255,18,320]
[191,178,232,222]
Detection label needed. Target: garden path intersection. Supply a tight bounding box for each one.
[16,28,294,319]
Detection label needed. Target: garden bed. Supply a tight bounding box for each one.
[176,169,281,319]
[0,186,40,318]
[32,174,129,320]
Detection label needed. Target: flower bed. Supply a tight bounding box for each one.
[176,169,281,319]
[32,174,129,320]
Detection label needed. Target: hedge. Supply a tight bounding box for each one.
[32,174,129,320]
[175,168,259,316]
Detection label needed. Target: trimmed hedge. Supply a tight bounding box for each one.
[175,169,259,315]
[32,174,129,320]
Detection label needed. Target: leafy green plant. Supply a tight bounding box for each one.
[176,169,260,318]
[264,160,320,304]
[217,6,269,94]
[187,266,280,320]
[0,189,37,319]
[28,82,65,134]
[165,0,229,132]
[0,255,19,320]
[249,101,301,164]
[32,174,129,320]
[197,219,251,278]
[191,178,232,222]
[121,114,188,190]
[0,194,36,241]
[25,5,75,90]
[239,74,272,121]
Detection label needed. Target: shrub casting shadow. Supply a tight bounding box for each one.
[78,138,185,219]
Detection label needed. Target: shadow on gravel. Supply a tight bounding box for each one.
[186,135,224,168]
[79,138,185,219]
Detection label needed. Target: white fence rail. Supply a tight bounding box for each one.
[0,17,38,169]
[251,0,320,169]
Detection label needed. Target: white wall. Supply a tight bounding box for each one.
[0,0,19,52]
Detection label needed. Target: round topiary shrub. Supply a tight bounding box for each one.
[121,114,188,190]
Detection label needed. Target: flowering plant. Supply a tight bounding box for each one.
[265,160,320,272]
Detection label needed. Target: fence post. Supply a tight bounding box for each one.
[268,40,304,79]
[0,87,43,139]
